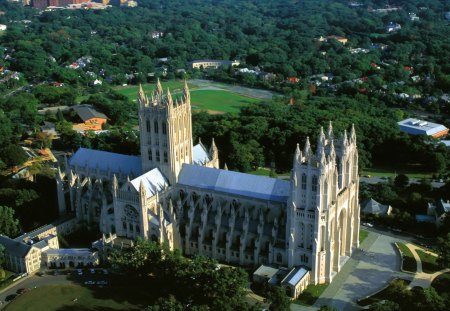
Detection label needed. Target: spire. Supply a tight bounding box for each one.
[198,137,202,145]
[166,88,173,107]
[316,127,325,156]
[327,121,334,140]
[210,138,218,159]
[294,143,301,164]
[303,136,311,158]
[224,163,228,170]
[138,84,145,102]
[183,79,190,103]
[343,129,348,146]
[156,78,163,98]
[320,148,326,167]
[350,123,356,144]
[329,138,336,158]
[139,180,146,197]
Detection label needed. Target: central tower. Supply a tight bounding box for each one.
[138,79,193,184]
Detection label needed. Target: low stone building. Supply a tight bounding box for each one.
[43,248,99,268]
[0,235,42,274]
[360,198,392,216]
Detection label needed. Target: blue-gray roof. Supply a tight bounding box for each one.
[0,235,31,258]
[193,143,211,165]
[178,164,290,203]
[69,148,142,177]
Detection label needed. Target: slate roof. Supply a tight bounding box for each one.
[0,235,31,258]
[73,105,107,121]
[361,198,390,215]
[178,164,290,203]
[129,168,169,198]
[193,143,211,165]
[69,148,142,177]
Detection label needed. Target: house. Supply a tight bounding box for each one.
[427,199,450,226]
[72,105,108,132]
[286,77,300,83]
[398,118,449,138]
[93,79,102,85]
[370,63,381,70]
[40,121,58,138]
[0,24,7,31]
[189,59,240,69]
[385,22,401,33]
[360,198,392,216]
[318,35,348,45]
[151,31,164,39]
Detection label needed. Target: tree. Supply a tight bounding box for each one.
[0,144,28,167]
[267,286,290,311]
[0,205,20,237]
[436,233,450,269]
[394,174,410,188]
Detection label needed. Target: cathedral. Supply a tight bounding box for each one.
[56,80,359,286]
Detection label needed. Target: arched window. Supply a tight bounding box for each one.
[276,253,282,263]
[312,175,318,192]
[156,150,160,162]
[146,118,151,132]
[154,120,159,134]
[301,174,307,190]
[162,121,167,135]
[163,151,168,163]
[148,148,152,161]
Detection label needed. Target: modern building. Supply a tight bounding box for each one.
[56,80,359,292]
[190,60,240,69]
[398,118,449,138]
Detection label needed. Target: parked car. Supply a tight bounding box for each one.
[17,288,27,294]
[36,272,44,277]
[84,280,95,285]
[90,268,95,274]
[5,294,17,302]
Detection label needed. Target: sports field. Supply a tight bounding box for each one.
[5,284,149,311]
[114,80,263,114]
[114,80,190,99]
[190,89,261,114]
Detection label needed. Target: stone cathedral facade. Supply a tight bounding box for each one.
[56,80,359,286]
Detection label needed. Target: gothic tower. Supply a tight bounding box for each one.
[287,123,359,285]
[138,79,194,184]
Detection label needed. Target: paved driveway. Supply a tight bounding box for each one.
[291,232,411,311]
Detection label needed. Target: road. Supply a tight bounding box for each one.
[291,230,414,311]
[359,176,445,188]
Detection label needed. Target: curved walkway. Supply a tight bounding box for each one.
[404,243,449,288]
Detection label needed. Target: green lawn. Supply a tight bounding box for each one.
[395,242,417,272]
[357,278,410,306]
[293,283,328,306]
[416,249,440,273]
[362,165,433,179]
[190,89,262,114]
[5,283,151,311]
[114,80,192,100]
[359,229,369,244]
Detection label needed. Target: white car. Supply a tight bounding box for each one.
[362,222,374,228]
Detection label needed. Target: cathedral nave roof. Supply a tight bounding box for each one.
[178,164,290,203]
[69,148,142,177]
[129,168,169,198]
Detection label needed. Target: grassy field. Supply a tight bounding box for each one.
[5,283,150,311]
[416,249,440,273]
[359,229,369,244]
[293,283,329,306]
[190,89,261,114]
[395,242,417,272]
[361,165,433,179]
[114,80,192,100]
